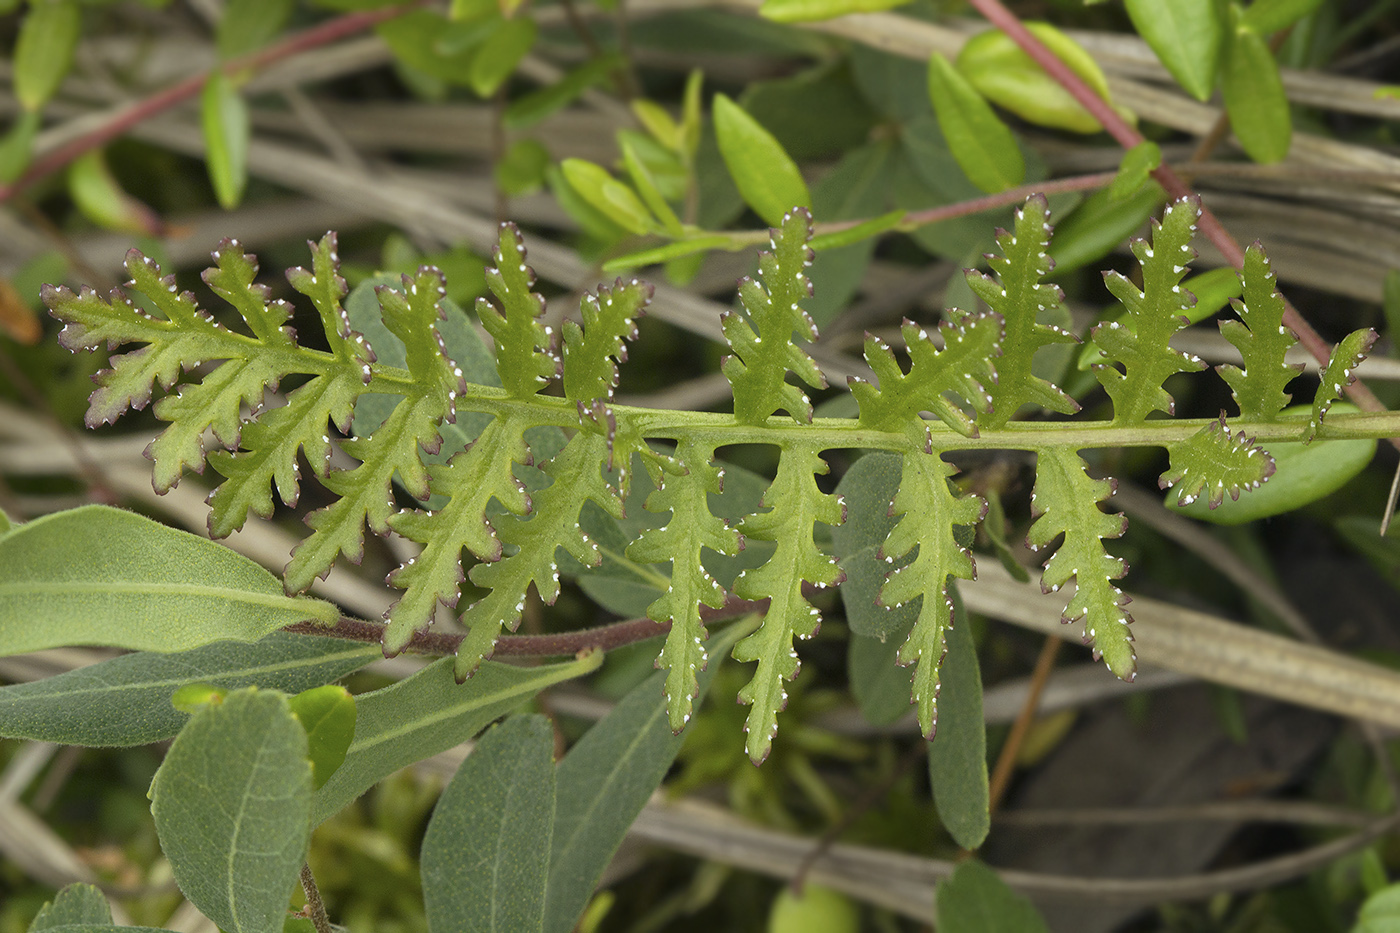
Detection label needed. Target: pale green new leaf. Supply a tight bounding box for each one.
[288,684,356,790]
[966,194,1078,427]
[476,223,559,398]
[732,447,845,763]
[0,633,376,746]
[760,0,911,22]
[712,94,812,227]
[722,208,827,424]
[1091,197,1206,424]
[559,159,656,236]
[422,715,555,933]
[957,23,1112,134]
[201,73,250,210]
[385,414,533,654]
[14,0,80,111]
[879,452,985,738]
[28,884,112,929]
[150,688,312,933]
[1308,329,1377,442]
[1217,245,1301,420]
[454,432,623,676]
[312,651,601,825]
[1027,449,1134,679]
[851,312,1003,438]
[562,277,652,405]
[1160,416,1275,509]
[0,506,336,659]
[625,438,743,731]
[926,53,1024,194]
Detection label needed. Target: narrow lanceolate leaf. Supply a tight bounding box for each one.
[625,439,744,731]
[1124,0,1224,102]
[879,452,985,738]
[732,447,845,763]
[1308,329,1378,442]
[966,195,1078,428]
[1222,24,1291,164]
[454,432,623,677]
[0,632,376,746]
[150,689,312,933]
[559,159,657,236]
[14,0,80,111]
[562,277,652,416]
[1160,416,1275,509]
[201,72,250,210]
[0,506,336,659]
[1109,141,1163,201]
[385,414,533,654]
[759,0,911,21]
[712,94,811,227]
[422,715,556,933]
[284,268,464,592]
[926,587,989,850]
[312,652,602,825]
[1027,449,1134,679]
[926,53,1024,194]
[851,313,1003,438]
[1091,197,1206,424]
[722,208,827,424]
[1217,245,1301,420]
[476,223,559,398]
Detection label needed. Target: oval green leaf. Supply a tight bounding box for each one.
[0,506,337,658]
[201,72,251,209]
[150,688,312,933]
[1168,407,1376,525]
[289,684,356,790]
[712,93,812,227]
[936,859,1051,933]
[1124,0,1224,101]
[217,0,294,60]
[927,585,989,850]
[957,22,1112,134]
[1222,25,1291,164]
[422,715,556,933]
[1108,140,1161,202]
[926,53,1024,194]
[14,0,80,111]
[559,158,657,236]
[68,150,161,235]
[759,0,911,22]
[0,111,41,183]
[1242,0,1327,35]
[768,884,860,933]
[1050,181,1166,277]
[468,16,536,98]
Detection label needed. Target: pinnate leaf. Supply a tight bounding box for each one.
[1160,415,1275,509]
[1091,197,1205,423]
[477,223,559,398]
[966,194,1078,427]
[722,208,827,424]
[1308,328,1377,442]
[1028,449,1134,679]
[732,446,845,763]
[626,438,744,731]
[877,452,985,738]
[852,312,1003,438]
[1217,245,1301,420]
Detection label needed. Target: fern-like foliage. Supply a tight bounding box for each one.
[47,194,1366,755]
[1028,449,1133,678]
[1091,197,1206,423]
[722,208,826,425]
[966,194,1079,428]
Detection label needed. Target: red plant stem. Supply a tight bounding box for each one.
[0,0,426,204]
[282,594,769,658]
[964,0,1390,418]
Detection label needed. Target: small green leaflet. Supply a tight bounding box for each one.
[1028,449,1134,679]
[477,222,559,399]
[732,446,845,763]
[559,159,656,236]
[1160,416,1275,509]
[965,194,1078,427]
[1307,328,1377,442]
[1217,245,1301,420]
[722,208,827,425]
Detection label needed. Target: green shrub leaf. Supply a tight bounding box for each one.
[421,715,555,933]
[1108,141,1162,201]
[1222,24,1291,164]
[559,159,657,236]
[0,506,336,659]
[1123,0,1223,101]
[1242,0,1327,37]
[759,0,910,22]
[28,884,112,929]
[217,0,294,59]
[712,93,812,226]
[935,859,1050,933]
[0,633,376,746]
[927,586,989,850]
[67,150,160,235]
[1048,181,1165,276]
[312,651,600,825]
[201,72,250,209]
[150,688,312,933]
[957,23,1112,133]
[14,0,80,111]
[468,16,536,97]
[925,53,1024,194]
[288,684,356,790]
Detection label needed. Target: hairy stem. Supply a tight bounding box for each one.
[299,863,333,933]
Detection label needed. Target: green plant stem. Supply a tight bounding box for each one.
[0,0,426,205]
[964,0,1394,424]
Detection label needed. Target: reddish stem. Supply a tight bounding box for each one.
[0,0,425,204]
[964,0,1389,416]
